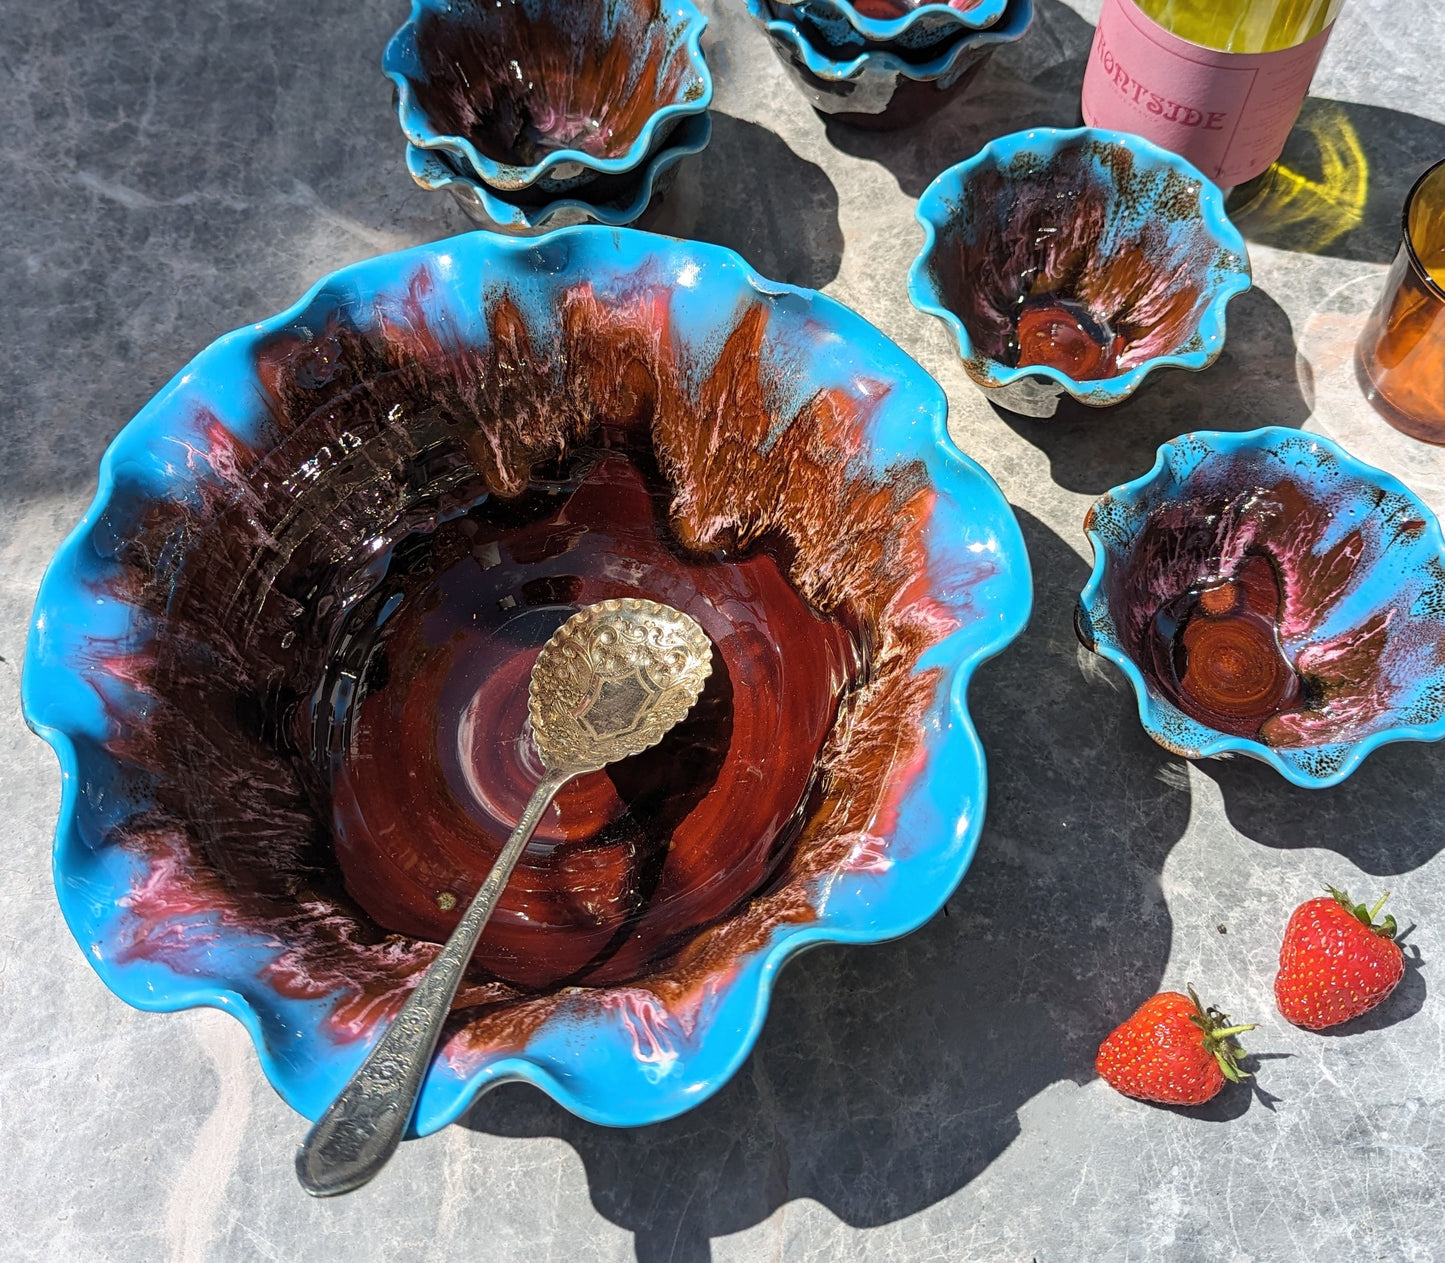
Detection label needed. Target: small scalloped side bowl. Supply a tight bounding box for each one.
[22,226,1032,1133]
[747,0,1032,130]
[383,0,712,194]
[405,112,711,235]
[1076,428,1445,788]
[767,0,1008,52]
[909,127,1251,418]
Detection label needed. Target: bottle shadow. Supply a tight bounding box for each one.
[1229,98,1445,266]
[990,286,1309,498]
[644,112,844,290]
[820,0,1095,198]
[460,508,1194,1263]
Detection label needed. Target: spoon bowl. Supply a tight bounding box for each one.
[296,598,711,1196]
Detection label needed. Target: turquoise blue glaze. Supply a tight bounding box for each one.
[908,127,1251,412]
[383,0,712,193]
[404,113,710,233]
[748,0,1031,85]
[1078,428,1445,788]
[22,227,1033,1133]
[768,0,1008,51]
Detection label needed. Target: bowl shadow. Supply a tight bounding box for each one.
[460,508,1194,1262]
[989,287,1309,498]
[820,0,1095,197]
[1197,743,1445,877]
[643,112,844,290]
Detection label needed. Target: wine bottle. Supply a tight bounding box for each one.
[1081,0,1345,189]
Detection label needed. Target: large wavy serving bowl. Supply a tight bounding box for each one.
[1077,428,1445,788]
[748,0,1032,130]
[23,227,1032,1132]
[383,0,712,194]
[909,127,1251,417]
[404,112,711,235]
[767,0,1008,53]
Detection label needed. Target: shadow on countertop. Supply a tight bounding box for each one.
[1228,97,1445,266]
[820,0,1094,198]
[644,113,844,290]
[992,286,1310,499]
[1198,741,1445,878]
[462,508,1197,1263]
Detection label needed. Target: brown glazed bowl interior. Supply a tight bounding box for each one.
[385,0,712,192]
[909,126,1251,413]
[24,227,1031,1130]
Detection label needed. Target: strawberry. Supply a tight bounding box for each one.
[1095,987,1255,1105]
[1275,887,1405,1030]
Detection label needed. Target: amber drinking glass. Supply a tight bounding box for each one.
[1357,157,1445,443]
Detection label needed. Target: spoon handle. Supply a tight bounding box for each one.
[295,769,570,1197]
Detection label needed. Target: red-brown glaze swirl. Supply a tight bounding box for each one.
[1173,554,1302,732]
[329,450,857,990]
[409,0,699,169]
[1014,297,1122,380]
[101,273,948,1056]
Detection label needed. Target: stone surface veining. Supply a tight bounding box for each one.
[1,0,1442,1260]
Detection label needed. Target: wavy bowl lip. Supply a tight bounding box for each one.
[22,225,1033,1133]
[768,0,1009,43]
[382,0,713,193]
[404,111,711,232]
[750,0,1032,81]
[1077,426,1445,788]
[907,126,1253,410]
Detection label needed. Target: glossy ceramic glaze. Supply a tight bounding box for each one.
[1077,428,1445,787]
[908,127,1251,417]
[23,227,1033,1132]
[746,0,1032,131]
[330,445,858,989]
[384,0,711,194]
[404,113,710,235]
[766,0,1007,53]
[1356,157,1445,443]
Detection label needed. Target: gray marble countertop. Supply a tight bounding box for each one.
[3,1,1442,1260]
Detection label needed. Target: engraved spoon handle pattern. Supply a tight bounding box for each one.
[295,769,570,1197]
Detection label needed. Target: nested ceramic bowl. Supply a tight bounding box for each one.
[23,227,1032,1131]
[383,0,711,195]
[766,0,1008,54]
[909,127,1251,417]
[405,112,711,235]
[747,0,1032,130]
[1076,428,1445,788]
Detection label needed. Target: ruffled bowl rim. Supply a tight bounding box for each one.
[767,0,1009,42]
[907,126,1252,408]
[22,226,1034,1132]
[747,0,1032,80]
[1076,426,1445,788]
[404,112,711,231]
[383,0,713,192]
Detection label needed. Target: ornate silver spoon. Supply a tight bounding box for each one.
[296,597,713,1196]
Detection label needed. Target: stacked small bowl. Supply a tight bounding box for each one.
[748,0,1033,129]
[384,0,713,234]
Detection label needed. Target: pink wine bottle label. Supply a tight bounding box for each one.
[1081,0,1336,187]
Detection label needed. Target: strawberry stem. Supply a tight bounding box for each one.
[1327,886,1398,939]
[1186,985,1255,1084]
[1212,1025,1257,1039]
